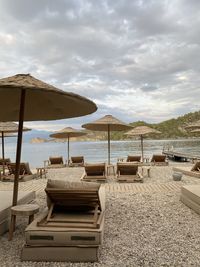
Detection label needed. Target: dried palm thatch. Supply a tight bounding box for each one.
[125,126,161,161]
[82,115,132,164]
[50,127,86,164]
[0,73,97,213]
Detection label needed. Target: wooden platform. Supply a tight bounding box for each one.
[163,150,200,162]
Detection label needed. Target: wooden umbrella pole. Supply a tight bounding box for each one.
[108,125,110,165]
[12,89,26,206]
[2,131,5,175]
[141,135,144,162]
[67,135,70,165]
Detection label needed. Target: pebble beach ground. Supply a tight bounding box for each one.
[1,162,200,267]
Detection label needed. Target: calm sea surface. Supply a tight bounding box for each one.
[2,139,200,168]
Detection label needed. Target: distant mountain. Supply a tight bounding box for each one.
[111,110,200,139]
[5,110,200,143]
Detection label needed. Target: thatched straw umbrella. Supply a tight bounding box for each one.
[82,115,132,164]
[124,126,161,161]
[0,122,30,175]
[0,73,97,210]
[50,127,86,164]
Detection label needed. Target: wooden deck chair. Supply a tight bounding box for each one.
[45,156,65,169]
[4,162,37,181]
[0,158,11,166]
[69,156,84,167]
[37,180,103,229]
[191,161,200,172]
[127,155,141,162]
[151,154,168,166]
[117,162,143,183]
[83,163,107,182]
[173,161,200,178]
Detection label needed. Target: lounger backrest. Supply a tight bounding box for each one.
[151,155,166,162]
[117,163,138,175]
[84,163,105,176]
[49,156,63,165]
[127,155,141,162]
[0,158,11,165]
[191,161,200,171]
[71,156,84,163]
[45,180,101,211]
[7,162,32,175]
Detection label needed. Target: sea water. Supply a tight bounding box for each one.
[1,139,200,168]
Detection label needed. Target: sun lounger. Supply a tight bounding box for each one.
[0,158,11,166]
[150,154,168,166]
[45,156,66,169]
[116,162,143,183]
[82,163,107,182]
[69,156,84,167]
[0,191,36,235]
[127,155,141,162]
[2,162,38,182]
[173,161,200,178]
[180,185,200,215]
[21,180,105,262]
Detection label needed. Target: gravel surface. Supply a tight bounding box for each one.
[1,164,200,266]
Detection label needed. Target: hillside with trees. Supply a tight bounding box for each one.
[111,110,200,140]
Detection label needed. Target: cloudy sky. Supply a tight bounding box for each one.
[0,0,200,131]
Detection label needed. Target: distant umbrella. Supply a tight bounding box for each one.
[0,122,30,175]
[124,126,161,161]
[50,127,86,164]
[82,115,132,164]
[0,73,97,209]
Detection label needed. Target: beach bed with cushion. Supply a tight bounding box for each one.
[82,163,107,182]
[150,154,168,166]
[69,156,84,167]
[173,161,200,178]
[116,162,143,183]
[21,180,105,262]
[2,162,38,182]
[0,191,36,235]
[45,156,66,169]
[180,185,200,215]
[126,155,141,162]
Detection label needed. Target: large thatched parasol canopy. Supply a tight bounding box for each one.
[125,126,161,161]
[0,73,97,211]
[82,115,132,164]
[0,122,30,175]
[50,127,86,164]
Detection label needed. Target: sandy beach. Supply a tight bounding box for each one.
[1,163,200,266]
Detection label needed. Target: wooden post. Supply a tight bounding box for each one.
[141,135,144,162]
[1,131,5,175]
[67,135,69,165]
[12,89,26,206]
[108,125,110,165]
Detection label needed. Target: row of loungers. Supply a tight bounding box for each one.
[44,154,168,169]
[83,162,143,183]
